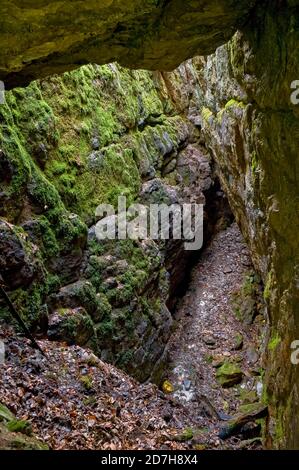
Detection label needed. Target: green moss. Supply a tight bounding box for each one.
[7,419,32,436]
[224,98,246,109]
[36,216,60,259]
[204,354,213,364]
[242,272,258,296]
[0,404,15,423]
[95,319,115,338]
[83,396,97,406]
[239,403,261,414]
[174,428,194,442]
[202,107,213,122]
[80,375,93,391]
[116,350,134,368]
[216,361,243,387]
[268,332,281,351]
[251,151,258,173]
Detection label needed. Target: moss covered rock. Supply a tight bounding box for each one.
[0,403,48,450]
[197,0,299,448]
[216,361,243,387]
[0,58,213,382]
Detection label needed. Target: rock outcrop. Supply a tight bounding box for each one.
[0,0,256,88]
[0,62,228,382]
[196,0,299,449]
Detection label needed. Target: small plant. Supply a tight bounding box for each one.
[80,375,93,391]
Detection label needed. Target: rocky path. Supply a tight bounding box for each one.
[164,222,265,449]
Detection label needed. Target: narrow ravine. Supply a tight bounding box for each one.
[163,222,266,449]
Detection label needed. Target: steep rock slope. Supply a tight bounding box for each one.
[196,0,299,449]
[0,0,256,88]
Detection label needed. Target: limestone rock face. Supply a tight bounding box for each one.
[196,0,299,449]
[0,0,256,88]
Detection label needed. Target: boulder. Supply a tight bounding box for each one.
[216,361,243,387]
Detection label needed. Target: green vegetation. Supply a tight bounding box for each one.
[80,375,93,391]
[202,107,213,122]
[268,332,281,351]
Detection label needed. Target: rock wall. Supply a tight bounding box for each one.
[0,0,256,88]
[196,0,299,449]
[0,62,227,382]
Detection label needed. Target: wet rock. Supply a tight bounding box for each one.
[216,361,243,387]
[102,277,118,290]
[241,297,257,325]
[1,1,257,89]
[33,143,48,167]
[177,144,212,191]
[105,260,129,276]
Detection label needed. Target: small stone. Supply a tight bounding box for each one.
[91,137,100,150]
[256,382,263,397]
[183,379,191,391]
[87,150,104,170]
[222,351,231,357]
[245,346,259,364]
[223,267,232,274]
[203,335,216,346]
[102,277,118,290]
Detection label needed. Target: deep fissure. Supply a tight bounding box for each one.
[1,0,299,450]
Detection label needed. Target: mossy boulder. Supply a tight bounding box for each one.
[0,423,48,450]
[0,403,48,450]
[216,361,243,387]
[47,307,95,347]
